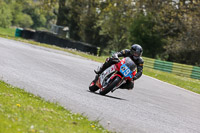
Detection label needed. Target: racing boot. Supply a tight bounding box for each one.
[94,64,105,75]
[119,81,134,90]
[94,68,103,75]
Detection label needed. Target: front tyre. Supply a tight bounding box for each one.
[99,76,121,95]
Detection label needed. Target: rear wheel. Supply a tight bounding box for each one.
[99,76,121,95]
[89,82,99,92]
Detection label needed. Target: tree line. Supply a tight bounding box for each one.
[0,0,200,66]
[0,0,57,29]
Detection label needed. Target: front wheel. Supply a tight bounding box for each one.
[99,76,121,95]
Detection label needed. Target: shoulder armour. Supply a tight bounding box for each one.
[138,57,144,65]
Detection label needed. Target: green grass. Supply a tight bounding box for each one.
[0,81,109,133]
[0,27,15,37]
[143,68,200,94]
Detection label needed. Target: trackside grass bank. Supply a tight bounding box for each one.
[0,27,200,94]
[0,27,15,37]
[0,81,109,133]
[144,68,200,94]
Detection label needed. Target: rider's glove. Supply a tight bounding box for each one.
[111,53,120,62]
[112,53,118,59]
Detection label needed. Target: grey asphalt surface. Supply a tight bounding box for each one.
[0,37,200,133]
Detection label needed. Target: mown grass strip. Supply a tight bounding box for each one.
[0,81,109,133]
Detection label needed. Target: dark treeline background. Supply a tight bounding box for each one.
[0,0,200,66]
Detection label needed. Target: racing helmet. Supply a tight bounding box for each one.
[130,44,143,60]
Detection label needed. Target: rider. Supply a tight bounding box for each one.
[92,44,144,90]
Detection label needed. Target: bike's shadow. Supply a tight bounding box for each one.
[87,90,127,101]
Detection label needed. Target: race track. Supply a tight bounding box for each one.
[0,37,200,133]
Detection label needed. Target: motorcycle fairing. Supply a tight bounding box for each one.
[99,64,116,87]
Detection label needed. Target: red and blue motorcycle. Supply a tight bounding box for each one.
[89,57,137,95]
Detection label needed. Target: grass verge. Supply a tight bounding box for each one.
[0,27,16,37]
[0,81,109,133]
[144,68,200,94]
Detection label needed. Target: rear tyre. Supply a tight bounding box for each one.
[89,82,99,92]
[99,76,121,95]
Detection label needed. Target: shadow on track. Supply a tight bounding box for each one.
[87,90,127,101]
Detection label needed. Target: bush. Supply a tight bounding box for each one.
[29,8,47,29]
[14,13,33,28]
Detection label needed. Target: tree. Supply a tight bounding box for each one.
[129,13,166,58]
[0,0,12,28]
[56,0,69,26]
[1,0,57,29]
[164,0,200,65]
[97,0,136,52]
[37,0,58,29]
[78,0,101,46]
[22,0,57,29]
[56,0,102,44]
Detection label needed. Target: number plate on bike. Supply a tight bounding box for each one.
[120,64,133,78]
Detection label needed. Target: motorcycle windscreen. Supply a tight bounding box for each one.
[125,57,136,71]
[120,57,136,78]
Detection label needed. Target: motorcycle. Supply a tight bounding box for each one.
[89,57,137,95]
